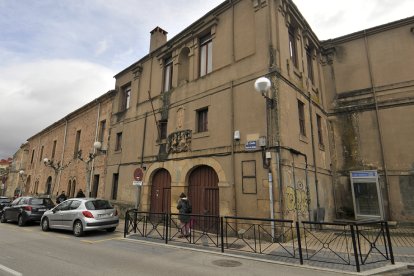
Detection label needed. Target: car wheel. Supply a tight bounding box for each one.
[41,218,50,231]
[17,215,25,227]
[106,227,116,233]
[73,220,84,237]
[0,213,6,223]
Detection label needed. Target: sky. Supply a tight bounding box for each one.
[0,0,413,158]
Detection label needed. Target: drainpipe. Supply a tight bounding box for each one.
[230,81,238,217]
[363,30,390,219]
[89,102,101,196]
[56,119,68,194]
[308,92,320,210]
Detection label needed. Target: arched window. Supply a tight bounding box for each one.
[178,47,190,84]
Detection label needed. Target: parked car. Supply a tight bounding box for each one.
[0,196,11,211]
[0,196,55,226]
[41,198,119,237]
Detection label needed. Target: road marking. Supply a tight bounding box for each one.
[81,237,122,244]
[0,263,22,276]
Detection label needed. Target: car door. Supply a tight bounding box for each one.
[61,200,82,229]
[48,201,71,228]
[7,198,23,221]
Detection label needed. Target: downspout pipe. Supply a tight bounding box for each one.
[363,30,390,220]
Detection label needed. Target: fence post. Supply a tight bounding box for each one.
[295,221,303,265]
[221,217,224,253]
[350,224,360,272]
[124,210,128,238]
[165,213,169,244]
[384,221,394,265]
[133,209,137,234]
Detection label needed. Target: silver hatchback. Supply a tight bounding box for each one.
[41,198,119,237]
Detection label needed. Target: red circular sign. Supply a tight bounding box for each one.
[133,168,144,181]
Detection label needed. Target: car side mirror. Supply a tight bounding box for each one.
[52,208,57,213]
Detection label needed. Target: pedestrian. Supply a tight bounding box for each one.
[56,191,67,204]
[76,189,85,198]
[177,192,192,238]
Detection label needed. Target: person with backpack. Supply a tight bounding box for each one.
[177,192,192,238]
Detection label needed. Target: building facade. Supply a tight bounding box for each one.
[14,91,115,200]
[105,0,332,222]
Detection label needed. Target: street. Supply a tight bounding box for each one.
[0,221,349,276]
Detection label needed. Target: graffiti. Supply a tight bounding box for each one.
[285,181,310,215]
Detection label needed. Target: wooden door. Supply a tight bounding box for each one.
[188,166,219,232]
[150,169,171,214]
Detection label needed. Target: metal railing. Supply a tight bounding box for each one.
[124,210,394,272]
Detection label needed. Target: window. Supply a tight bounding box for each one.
[159,120,168,140]
[297,100,306,136]
[111,174,119,200]
[316,114,324,146]
[39,146,44,162]
[197,108,208,133]
[74,130,81,158]
[51,140,57,159]
[98,120,106,143]
[121,85,131,111]
[200,34,212,77]
[163,57,173,92]
[115,132,122,151]
[306,47,314,83]
[30,149,35,164]
[289,26,298,68]
[92,175,99,198]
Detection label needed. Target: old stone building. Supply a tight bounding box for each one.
[106,0,332,222]
[11,91,115,200]
[323,16,414,222]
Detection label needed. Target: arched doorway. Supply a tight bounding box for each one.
[150,169,171,214]
[188,165,219,232]
[71,180,76,198]
[45,176,52,195]
[67,180,72,197]
[188,165,219,216]
[25,176,31,195]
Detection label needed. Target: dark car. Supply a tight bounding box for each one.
[1,196,55,226]
[0,196,11,211]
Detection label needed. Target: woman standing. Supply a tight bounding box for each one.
[177,192,192,237]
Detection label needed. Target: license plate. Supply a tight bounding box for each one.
[38,209,46,211]
[99,213,110,218]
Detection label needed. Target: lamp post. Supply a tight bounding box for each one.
[18,170,27,197]
[254,76,276,240]
[43,158,71,196]
[77,141,106,197]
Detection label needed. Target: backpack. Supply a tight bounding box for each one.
[184,200,192,214]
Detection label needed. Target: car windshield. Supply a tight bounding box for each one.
[30,198,54,206]
[85,200,113,210]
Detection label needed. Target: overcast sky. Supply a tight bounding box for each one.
[0,0,413,158]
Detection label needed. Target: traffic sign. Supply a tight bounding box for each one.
[133,168,144,181]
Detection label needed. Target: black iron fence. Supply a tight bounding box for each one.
[124,210,394,272]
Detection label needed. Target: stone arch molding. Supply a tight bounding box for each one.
[144,158,228,187]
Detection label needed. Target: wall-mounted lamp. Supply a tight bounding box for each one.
[254,77,275,109]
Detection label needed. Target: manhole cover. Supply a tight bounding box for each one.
[212,259,242,267]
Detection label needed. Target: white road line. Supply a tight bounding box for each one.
[0,263,22,276]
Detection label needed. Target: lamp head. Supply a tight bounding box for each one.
[254,77,271,94]
[19,170,25,175]
[93,141,102,150]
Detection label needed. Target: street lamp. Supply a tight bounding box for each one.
[254,76,276,240]
[43,158,71,196]
[77,141,106,197]
[254,77,274,108]
[18,170,27,197]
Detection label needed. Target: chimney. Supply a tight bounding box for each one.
[150,26,168,53]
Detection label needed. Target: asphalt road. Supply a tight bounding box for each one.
[0,221,348,276]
